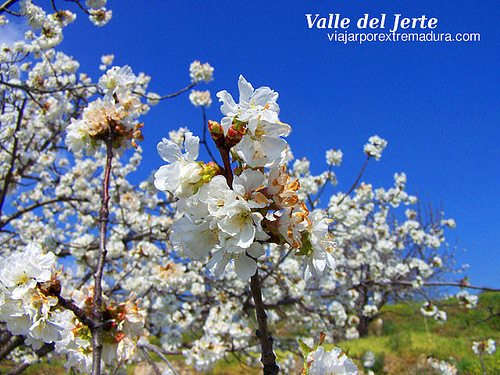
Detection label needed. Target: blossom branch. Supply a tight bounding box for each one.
[0,335,23,360]
[5,343,55,375]
[0,196,88,229]
[390,280,500,292]
[91,133,114,375]
[217,145,233,187]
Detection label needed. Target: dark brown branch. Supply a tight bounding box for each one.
[0,0,19,15]
[0,196,88,228]
[250,272,279,375]
[218,145,233,187]
[0,335,23,360]
[57,295,94,328]
[5,343,54,375]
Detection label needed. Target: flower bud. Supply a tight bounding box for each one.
[208,120,225,147]
[201,162,222,183]
[231,117,246,132]
[225,125,245,148]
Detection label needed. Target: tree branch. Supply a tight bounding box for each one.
[250,271,279,375]
[0,0,20,15]
[91,134,114,375]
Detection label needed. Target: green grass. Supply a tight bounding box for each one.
[336,291,500,374]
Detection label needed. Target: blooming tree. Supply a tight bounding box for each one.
[0,2,497,375]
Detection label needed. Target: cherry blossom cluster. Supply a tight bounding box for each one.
[456,290,479,309]
[0,243,145,373]
[189,60,214,83]
[66,65,148,155]
[155,76,337,282]
[55,288,146,373]
[189,89,212,107]
[0,243,60,349]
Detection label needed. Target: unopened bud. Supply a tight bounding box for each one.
[208,120,225,146]
[231,117,247,132]
[201,162,222,183]
[225,125,245,148]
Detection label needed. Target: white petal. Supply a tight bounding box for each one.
[251,86,277,107]
[184,132,199,161]
[207,249,230,277]
[238,75,254,103]
[154,163,181,192]
[234,254,257,281]
[236,223,255,248]
[157,138,181,163]
[246,242,265,258]
[233,169,264,194]
[217,90,238,116]
[312,257,326,273]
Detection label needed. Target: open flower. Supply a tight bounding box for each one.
[154,132,205,198]
[217,75,291,168]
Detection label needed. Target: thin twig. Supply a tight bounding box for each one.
[337,154,370,206]
[141,348,163,375]
[138,82,196,101]
[0,196,88,228]
[139,343,180,375]
[0,79,98,95]
[200,105,217,162]
[392,280,500,292]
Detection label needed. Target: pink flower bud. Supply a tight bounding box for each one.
[208,120,225,146]
[225,125,245,148]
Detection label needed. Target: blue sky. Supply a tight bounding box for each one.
[29,1,500,288]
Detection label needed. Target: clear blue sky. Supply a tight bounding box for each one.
[54,0,499,288]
